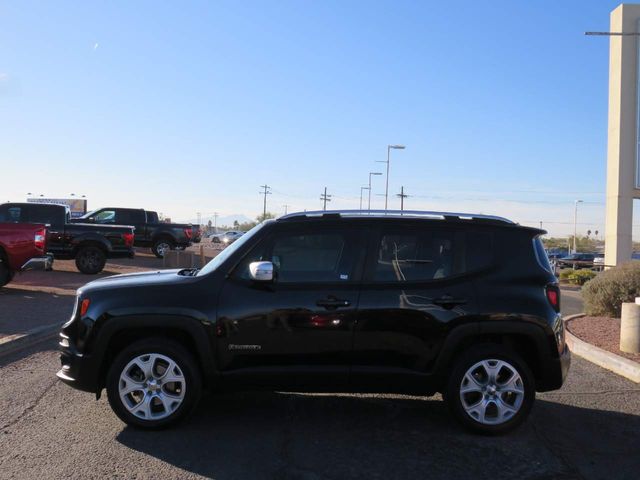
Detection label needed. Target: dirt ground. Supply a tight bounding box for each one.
[567,316,640,363]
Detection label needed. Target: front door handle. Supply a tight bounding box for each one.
[433,295,467,309]
[316,297,351,310]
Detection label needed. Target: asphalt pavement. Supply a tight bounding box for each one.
[0,338,638,480]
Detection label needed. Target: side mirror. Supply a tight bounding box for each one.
[249,261,274,282]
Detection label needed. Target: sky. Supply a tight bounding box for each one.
[0,0,633,236]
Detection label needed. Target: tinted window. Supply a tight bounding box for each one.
[116,209,145,225]
[0,205,23,222]
[237,230,356,283]
[372,226,493,282]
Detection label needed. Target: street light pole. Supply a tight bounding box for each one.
[368,172,382,210]
[379,145,405,210]
[360,186,370,210]
[573,200,583,253]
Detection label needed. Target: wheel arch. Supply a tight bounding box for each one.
[93,314,216,397]
[433,319,553,391]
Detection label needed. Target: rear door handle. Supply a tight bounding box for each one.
[316,298,351,310]
[433,295,467,309]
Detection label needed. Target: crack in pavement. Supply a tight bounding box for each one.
[1,377,58,431]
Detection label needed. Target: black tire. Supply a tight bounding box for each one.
[106,337,202,429]
[444,344,535,435]
[0,256,13,287]
[152,238,174,258]
[75,246,106,274]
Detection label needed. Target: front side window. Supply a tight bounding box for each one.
[237,230,356,283]
[372,226,493,283]
[94,210,116,224]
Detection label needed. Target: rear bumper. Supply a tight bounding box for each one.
[537,344,571,392]
[21,254,54,272]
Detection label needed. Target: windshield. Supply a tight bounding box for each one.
[197,222,267,276]
[79,209,99,219]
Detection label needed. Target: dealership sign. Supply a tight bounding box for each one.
[27,198,88,218]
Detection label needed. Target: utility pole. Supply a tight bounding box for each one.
[282,204,289,215]
[259,184,272,219]
[196,212,201,227]
[539,221,543,230]
[320,187,332,211]
[213,212,219,233]
[396,186,409,212]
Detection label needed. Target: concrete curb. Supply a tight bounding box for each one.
[564,313,640,383]
[0,323,61,357]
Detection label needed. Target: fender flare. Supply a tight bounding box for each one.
[432,319,553,376]
[71,233,113,254]
[91,313,216,390]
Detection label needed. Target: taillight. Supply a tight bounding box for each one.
[123,232,134,247]
[34,228,46,251]
[80,298,90,316]
[546,284,560,312]
[184,228,192,240]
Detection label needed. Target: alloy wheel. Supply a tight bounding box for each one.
[459,359,525,425]
[118,353,186,421]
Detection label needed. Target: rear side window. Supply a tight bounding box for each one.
[533,237,552,272]
[116,210,145,225]
[372,226,493,283]
[0,205,24,222]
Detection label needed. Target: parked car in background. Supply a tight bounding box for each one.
[546,248,569,260]
[74,208,193,258]
[0,203,135,274]
[556,252,595,269]
[58,210,569,434]
[209,230,244,244]
[0,222,53,286]
[593,253,605,270]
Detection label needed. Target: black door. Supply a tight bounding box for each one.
[216,222,366,391]
[27,205,69,255]
[351,222,493,394]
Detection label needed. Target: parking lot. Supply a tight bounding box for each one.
[0,251,639,480]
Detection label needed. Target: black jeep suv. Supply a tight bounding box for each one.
[57,210,570,434]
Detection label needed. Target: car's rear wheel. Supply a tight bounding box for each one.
[75,246,106,274]
[106,338,202,429]
[444,345,535,435]
[152,239,174,258]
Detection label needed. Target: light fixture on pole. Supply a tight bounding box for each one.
[573,200,583,253]
[377,144,405,210]
[368,172,382,211]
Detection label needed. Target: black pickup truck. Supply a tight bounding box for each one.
[74,208,193,258]
[0,203,135,274]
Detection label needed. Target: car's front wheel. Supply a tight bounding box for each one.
[444,345,535,435]
[106,338,202,429]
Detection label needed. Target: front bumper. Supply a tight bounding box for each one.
[21,254,54,272]
[56,333,100,394]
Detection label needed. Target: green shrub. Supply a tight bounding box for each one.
[566,269,596,286]
[583,261,640,318]
[558,269,574,282]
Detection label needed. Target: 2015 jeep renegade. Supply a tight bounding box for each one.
[57,210,570,434]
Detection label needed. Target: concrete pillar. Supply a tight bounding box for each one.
[621,302,640,353]
[604,4,640,267]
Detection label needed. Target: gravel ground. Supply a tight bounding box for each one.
[567,316,640,362]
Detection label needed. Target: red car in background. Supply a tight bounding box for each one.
[0,223,53,287]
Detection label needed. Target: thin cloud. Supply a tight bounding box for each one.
[0,73,8,82]
[93,43,99,51]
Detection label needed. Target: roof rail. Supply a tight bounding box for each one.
[278,209,515,224]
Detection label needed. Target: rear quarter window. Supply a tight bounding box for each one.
[533,237,552,272]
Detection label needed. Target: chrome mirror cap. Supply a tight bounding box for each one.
[249,261,274,281]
